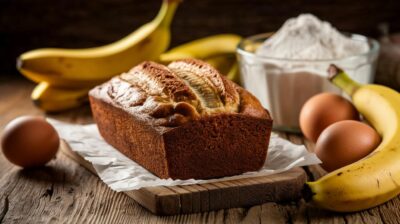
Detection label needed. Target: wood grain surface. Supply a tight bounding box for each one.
[60,142,307,215]
[1,79,400,223]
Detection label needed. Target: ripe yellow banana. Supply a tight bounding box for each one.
[304,65,400,212]
[204,53,235,72]
[227,62,241,85]
[206,56,239,83]
[159,34,242,63]
[18,0,180,88]
[32,82,91,112]
[204,55,241,85]
[159,34,242,84]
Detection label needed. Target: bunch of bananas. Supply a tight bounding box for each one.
[305,65,400,212]
[18,0,242,112]
[160,34,241,84]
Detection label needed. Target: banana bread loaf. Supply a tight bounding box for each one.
[89,59,272,180]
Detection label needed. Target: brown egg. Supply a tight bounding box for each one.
[315,120,381,172]
[300,93,359,143]
[1,116,59,168]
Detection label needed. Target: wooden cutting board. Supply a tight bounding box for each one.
[60,141,307,215]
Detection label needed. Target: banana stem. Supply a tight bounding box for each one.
[328,64,361,97]
[156,0,180,27]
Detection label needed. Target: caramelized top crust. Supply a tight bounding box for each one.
[90,60,270,127]
[168,59,240,111]
[120,61,198,104]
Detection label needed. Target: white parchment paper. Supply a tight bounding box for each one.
[49,119,321,192]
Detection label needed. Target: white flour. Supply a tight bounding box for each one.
[256,14,369,60]
[240,14,376,131]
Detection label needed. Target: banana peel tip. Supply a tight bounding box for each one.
[327,64,342,81]
[302,183,315,202]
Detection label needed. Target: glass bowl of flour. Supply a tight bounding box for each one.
[237,14,380,133]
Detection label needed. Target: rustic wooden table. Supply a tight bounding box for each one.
[1,78,400,223]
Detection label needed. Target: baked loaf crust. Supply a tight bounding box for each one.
[89,59,273,180]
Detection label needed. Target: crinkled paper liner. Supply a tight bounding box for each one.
[49,119,321,192]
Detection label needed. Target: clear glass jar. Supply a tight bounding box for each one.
[237,32,380,133]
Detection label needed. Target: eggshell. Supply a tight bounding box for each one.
[300,93,359,143]
[1,116,60,168]
[315,120,381,172]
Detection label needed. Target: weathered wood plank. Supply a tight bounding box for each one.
[60,140,307,215]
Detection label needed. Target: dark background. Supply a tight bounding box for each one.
[1,0,400,76]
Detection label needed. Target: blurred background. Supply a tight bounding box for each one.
[1,0,400,77]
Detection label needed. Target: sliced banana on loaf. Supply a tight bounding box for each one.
[168,59,240,113]
[100,59,241,126]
